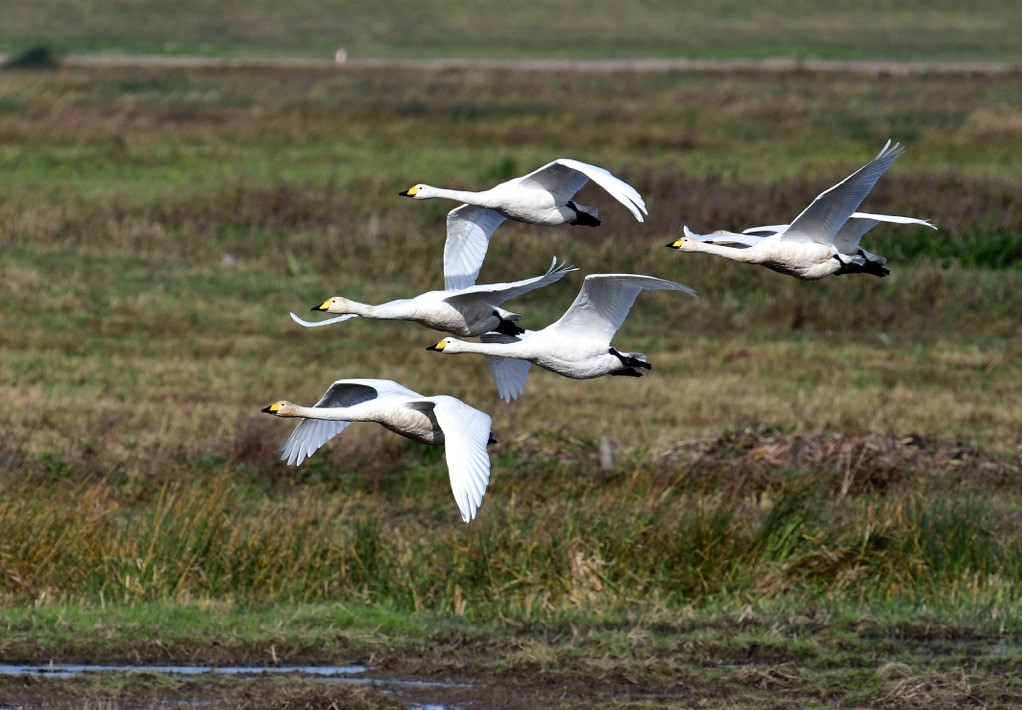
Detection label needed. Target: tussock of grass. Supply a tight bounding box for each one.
[2,433,1019,620]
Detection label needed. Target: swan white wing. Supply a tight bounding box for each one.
[443,257,576,308]
[746,213,935,239]
[281,418,352,467]
[279,379,422,466]
[415,396,492,523]
[518,158,647,222]
[290,312,360,328]
[315,378,423,404]
[783,140,905,246]
[685,225,762,248]
[832,218,881,255]
[548,274,697,343]
[481,332,534,402]
[742,224,789,236]
[849,212,937,229]
[445,204,507,291]
[486,355,533,403]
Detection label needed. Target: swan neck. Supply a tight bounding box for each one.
[454,339,529,357]
[692,241,758,262]
[291,404,365,421]
[434,187,492,207]
[348,300,392,318]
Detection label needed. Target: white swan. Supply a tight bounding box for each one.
[669,141,933,279]
[261,379,493,523]
[685,213,937,267]
[425,274,697,402]
[289,258,576,338]
[400,158,647,290]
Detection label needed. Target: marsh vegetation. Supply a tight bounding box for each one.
[0,63,1020,706]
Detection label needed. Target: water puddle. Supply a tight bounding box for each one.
[0,663,471,690]
[0,663,369,679]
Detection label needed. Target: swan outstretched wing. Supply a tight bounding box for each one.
[548,274,697,343]
[280,379,421,466]
[746,212,935,240]
[832,214,934,257]
[742,224,789,236]
[411,396,492,523]
[444,204,507,291]
[444,257,576,307]
[289,312,360,328]
[832,218,882,255]
[783,140,905,246]
[850,212,936,229]
[479,332,534,402]
[518,158,647,222]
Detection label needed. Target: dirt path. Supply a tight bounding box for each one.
[6,52,1020,76]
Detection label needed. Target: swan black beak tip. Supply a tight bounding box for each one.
[259,405,273,414]
[398,189,410,197]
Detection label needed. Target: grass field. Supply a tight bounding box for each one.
[1,61,1021,706]
[2,1,1022,61]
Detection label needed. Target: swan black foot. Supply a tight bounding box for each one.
[611,367,643,377]
[609,347,652,370]
[567,200,601,227]
[493,314,525,336]
[832,252,890,278]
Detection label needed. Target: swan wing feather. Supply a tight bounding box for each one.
[444,204,507,291]
[783,140,904,246]
[548,274,697,342]
[412,396,493,523]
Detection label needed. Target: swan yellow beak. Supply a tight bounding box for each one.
[426,340,446,351]
[313,300,331,312]
[399,186,418,197]
[667,239,683,248]
[260,402,281,414]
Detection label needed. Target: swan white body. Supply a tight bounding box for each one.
[671,141,934,280]
[261,379,493,523]
[426,274,697,402]
[401,158,647,290]
[290,258,576,338]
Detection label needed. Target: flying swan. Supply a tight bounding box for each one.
[426,274,697,402]
[669,141,935,280]
[261,379,494,523]
[290,258,576,337]
[400,158,647,290]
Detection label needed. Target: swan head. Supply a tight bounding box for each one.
[313,297,352,315]
[399,184,433,199]
[425,336,462,353]
[666,236,697,252]
[260,400,298,417]
[668,226,706,252]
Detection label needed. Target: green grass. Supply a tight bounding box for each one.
[0,63,1021,705]
[1,1,1022,61]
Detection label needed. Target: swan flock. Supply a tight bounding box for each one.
[262,146,935,521]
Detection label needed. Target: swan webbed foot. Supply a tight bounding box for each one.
[609,346,652,370]
[566,200,601,227]
[493,313,525,336]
